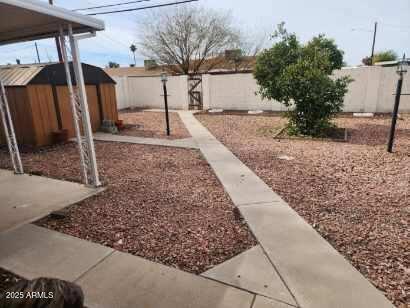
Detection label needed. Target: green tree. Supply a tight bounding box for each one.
[362,50,398,65]
[254,24,352,137]
[373,50,398,64]
[107,61,120,68]
[130,44,137,66]
[305,34,344,72]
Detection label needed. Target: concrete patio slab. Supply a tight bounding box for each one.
[239,203,394,308]
[77,251,254,308]
[202,245,296,306]
[0,224,113,281]
[252,296,296,308]
[0,169,101,232]
[93,132,199,149]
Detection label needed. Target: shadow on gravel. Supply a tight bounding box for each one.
[347,123,410,146]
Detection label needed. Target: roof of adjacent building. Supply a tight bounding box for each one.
[105,56,257,77]
[0,63,115,86]
[105,66,164,78]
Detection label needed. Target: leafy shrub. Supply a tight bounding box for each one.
[254,24,352,137]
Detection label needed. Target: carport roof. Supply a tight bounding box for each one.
[0,0,105,46]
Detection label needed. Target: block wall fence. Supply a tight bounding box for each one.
[113,66,410,113]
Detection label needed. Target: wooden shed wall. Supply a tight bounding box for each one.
[99,84,118,122]
[27,85,59,146]
[1,83,118,147]
[55,85,116,139]
[0,87,36,146]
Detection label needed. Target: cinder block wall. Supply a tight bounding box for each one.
[112,67,410,113]
[113,75,189,110]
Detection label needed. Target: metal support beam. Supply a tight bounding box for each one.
[0,80,23,174]
[59,24,101,187]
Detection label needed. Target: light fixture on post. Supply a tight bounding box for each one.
[387,54,407,153]
[161,72,171,136]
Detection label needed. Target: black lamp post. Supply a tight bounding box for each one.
[161,72,170,136]
[387,54,407,153]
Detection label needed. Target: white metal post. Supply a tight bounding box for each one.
[68,25,101,187]
[57,24,101,187]
[59,26,88,184]
[0,80,23,174]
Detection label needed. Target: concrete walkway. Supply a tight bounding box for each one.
[0,169,101,233]
[0,225,255,308]
[178,111,393,308]
[94,132,199,149]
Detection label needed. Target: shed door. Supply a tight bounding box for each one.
[86,86,101,131]
[56,85,102,138]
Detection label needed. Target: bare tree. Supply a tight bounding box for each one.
[138,6,255,75]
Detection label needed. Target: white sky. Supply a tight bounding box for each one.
[0,0,409,67]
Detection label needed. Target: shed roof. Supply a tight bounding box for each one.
[0,0,104,45]
[0,63,116,86]
[0,64,46,86]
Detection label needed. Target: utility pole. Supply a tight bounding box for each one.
[35,42,41,63]
[370,22,377,65]
[49,0,63,62]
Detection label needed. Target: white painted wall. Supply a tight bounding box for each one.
[202,73,287,111]
[112,67,410,113]
[334,66,410,113]
[113,75,189,110]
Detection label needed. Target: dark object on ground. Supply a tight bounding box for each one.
[0,277,84,308]
[0,269,25,294]
[100,120,118,134]
[49,210,68,220]
[52,130,69,144]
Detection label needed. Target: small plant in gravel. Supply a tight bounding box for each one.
[254,23,352,137]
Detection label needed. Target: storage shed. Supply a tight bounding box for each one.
[0,62,118,147]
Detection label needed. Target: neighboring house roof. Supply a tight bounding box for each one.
[105,66,163,77]
[105,56,257,78]
[374,59,410,67]
[0,63,116,86]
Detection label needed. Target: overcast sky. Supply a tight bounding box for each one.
[0,0,409,67]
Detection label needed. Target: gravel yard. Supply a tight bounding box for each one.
[196,113,409,307]
[119,110,191,140]
[0,142,256,274]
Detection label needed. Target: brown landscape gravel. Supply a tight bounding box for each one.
[0,142,256,274]
[196,113,409,307]
[119,110,191,140]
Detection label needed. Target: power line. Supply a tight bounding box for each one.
[74,0,152,11]
[86,0,199,16]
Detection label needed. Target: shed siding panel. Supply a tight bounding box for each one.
[56,85,101,139]
[56,86,75,138]
[0,87,35,146]
[27,85,59,146]
[86,85,101,132]
[99,84,118,122]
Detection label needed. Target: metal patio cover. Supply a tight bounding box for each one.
[0,0,105,187]
[0,0,104,45]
